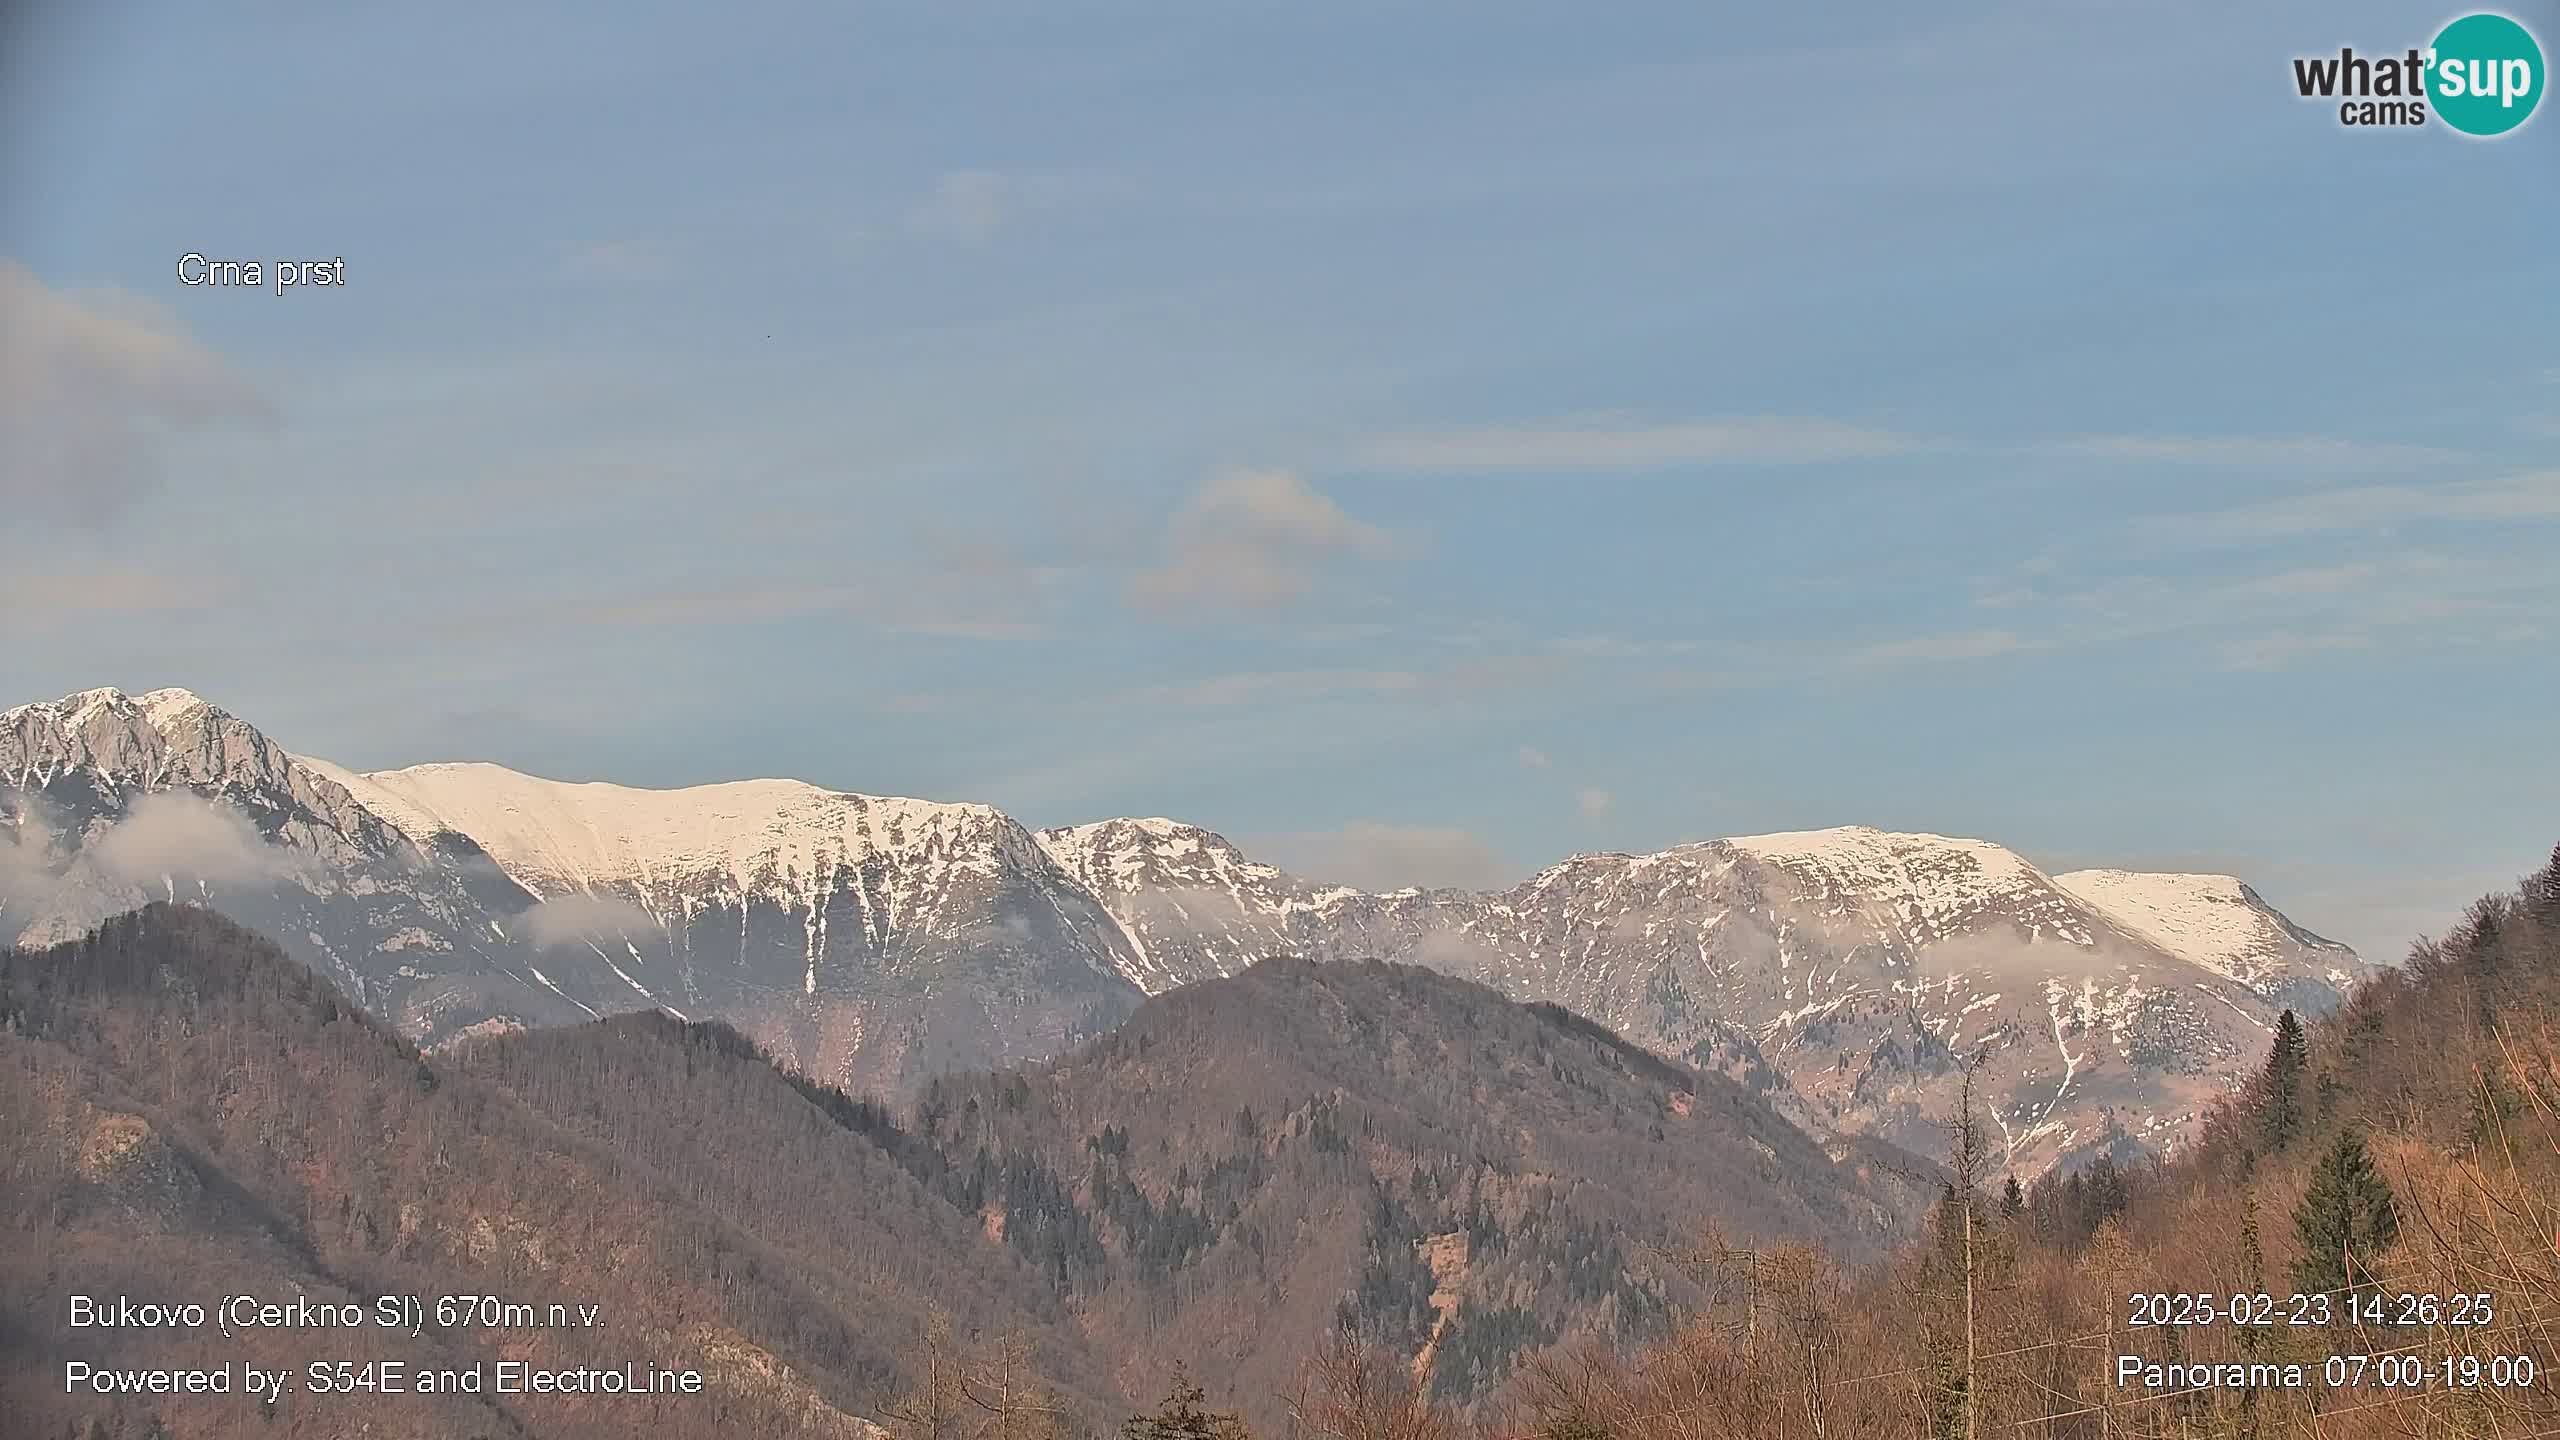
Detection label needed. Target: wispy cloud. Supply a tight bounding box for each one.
[546,530,1060,638]
[2047,434,2467,469]
[1132,653,1562,708]
[1359,414,1926,473]
[0,567,223,634]
[1549,633,1699,659]
[1517,744,1552,770]
[0,260,273,526]
[906,169,1099,245]
[568,584,867,629]
[1942,543,2547,674]
[2217,628,2373,672]
[563,239,672,281]
[1128,469,1391,614]
[2156,472,2560,543]
[1846,628,2033,667]
[1575,787,1614,821]
[2225,561,2389,597]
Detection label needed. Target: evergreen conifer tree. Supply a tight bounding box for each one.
[2262,1010,2308,1149]
[2291,1128,2399,1296]
[1122,1369,1250,1440]
[2524,842,2560,922]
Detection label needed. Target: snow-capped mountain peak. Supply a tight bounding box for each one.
[1,686,542,1028]
[1723,824,2040,890]
[2052,868,2372,1001]
[7,685,362,827]
[1039,816,1297,896]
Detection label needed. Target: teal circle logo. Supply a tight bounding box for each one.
[2431,13,2544,136]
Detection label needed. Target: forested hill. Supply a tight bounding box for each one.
[804,955,1932,1418]
[1,906,1931,1438]
[0,904,1118,1440]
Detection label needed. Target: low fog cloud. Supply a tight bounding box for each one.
[1405,924,1506,981]
[90,792,298,889]
[1925,926,2125,981]
[1258,821,1513,894]
[0,801,67,931]
[519,893,660,948]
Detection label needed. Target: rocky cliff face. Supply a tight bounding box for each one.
[0,687,568,1040]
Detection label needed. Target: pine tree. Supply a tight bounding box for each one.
[1916,1062,2000,1440]
[2261,1011,2308,1150]
[2291,1128,2399,1297]
[1999,1175,2023,1219]
[1122,1368,1250,1440]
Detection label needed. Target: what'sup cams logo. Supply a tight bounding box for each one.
[2292,12,2544,136]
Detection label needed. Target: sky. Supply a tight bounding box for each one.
[4,0,2556,962]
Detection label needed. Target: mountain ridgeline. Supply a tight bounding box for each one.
[3,686,2376,1174]
[0,904,1928,1438]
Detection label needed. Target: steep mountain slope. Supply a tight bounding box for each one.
[1035,817,1348,988]
[2051,868,2366,1007]
[838,955,1930,1422]
[0,687,571,1039]
[0,905,1122,1440]
[343,761,1145,1088]
[1042,822,2381,1175]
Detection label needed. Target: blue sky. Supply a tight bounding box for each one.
[4,0,2555,960]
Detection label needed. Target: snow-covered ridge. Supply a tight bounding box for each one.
[1038,817,1280,891]
[1725,825,2041,893]
[1722,825,2057,925]
[348,761,1040,904]
[2053,868,2363,991]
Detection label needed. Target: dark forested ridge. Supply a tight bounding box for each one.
[0,905,1927,1438]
